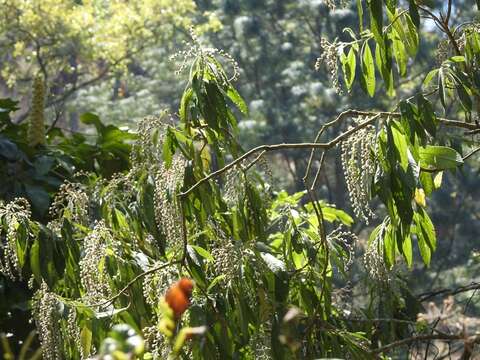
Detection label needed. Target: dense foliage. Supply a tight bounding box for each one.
[1,1,480,359]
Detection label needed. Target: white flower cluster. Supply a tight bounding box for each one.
[327,225,358,271]
[170,27,240,83]
[0,198,31,280]
[32,282,63,360]
[48,182,89,233]
[223,166,245,205]
[321,0,350,11]
[131,115,169,169]
[209,223,243,284]
[249,323,272,360]
[101,172,135,207]
[364,217,390,281]
[341,121,376,224]
[143,325,171,359]
[211,240,243,282]
[154,156,186,248]
[79,220,115,303]
[66,308,87,359]
[315,38,342,93]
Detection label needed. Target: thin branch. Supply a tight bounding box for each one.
[418,282,480,302]
[85,260,180,308]
[180,110,479,198]
[371,333,479,355]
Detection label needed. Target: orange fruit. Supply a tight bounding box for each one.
[165,278,194,318]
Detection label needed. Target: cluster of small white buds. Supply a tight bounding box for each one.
[48,182,89,232]
[0,198,31,280]
[143,324,171,359]
[364,217,390,282]
[223,166,245,205]
[211,240,243,283]
[316,38,342,94]
[131,115,169,170]
[327,225,358,271]
[169,27,240,83]
[154,156,186,248]
[66,308,87,359]
[31,282,63,360]
[79,220,115,303]
[340,120,376,224]
[249,323,272,360]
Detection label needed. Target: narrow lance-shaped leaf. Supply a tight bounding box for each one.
[361,42,376,97]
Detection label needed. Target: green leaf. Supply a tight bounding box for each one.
[361,42,376,97]
[343,47,357,90]
[320,204,354,226]
[438,68,447,110]
[423,69,439,87]
[402,234,413,268]
[433,171,443,189]
[189,245,214,262]
[368,0,384,47]
[417,208,436,250]
[419,172,434,195]
[419,146,463,170]
[179,88,193,123]
[162,130,174,168]
[408,0,420,27]
[417,232,431,266]
[357,0,364,32]
[391,122,409,171]
[207,275,226,293]
[383,225,396,268]
[80,112,104,133]
[30,239,41,283]
[450,56,465,62]
[80,325,92,357]
[226,86,248,115]
[392,37,407,76]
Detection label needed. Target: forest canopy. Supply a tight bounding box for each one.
[1,0,480,359]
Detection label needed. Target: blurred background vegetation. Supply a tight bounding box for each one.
[1,0,479,356]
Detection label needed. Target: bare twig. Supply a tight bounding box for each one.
[180,110,479,198]
[371,333,479,355]
[84,260,181,308]
[418,282,480,302]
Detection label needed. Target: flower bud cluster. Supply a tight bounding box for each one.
[341,121,376,224]
[32,282,62,360]
[327,225,358,271]
[143,324,171,359]
[208,223,243,284]
[249,323,271,360]
[170,27,239,82]
[320,0,350,11]
[211,240,243,282]
[316,38,342,93]
[363,217,390,282]
[101,172,136,209]
[49,182,89,228]
[131,115,169,169]
[154,156,186,248]
[66,308,87,359]
[0,198,31,280]
[79,220,115,303]
[28,75,46,147]
[223,166,245,205]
